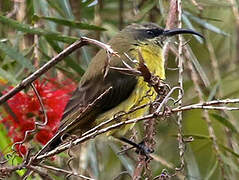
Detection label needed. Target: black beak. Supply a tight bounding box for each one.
[163,29,204,39]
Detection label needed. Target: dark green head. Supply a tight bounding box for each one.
[123,23,204,46]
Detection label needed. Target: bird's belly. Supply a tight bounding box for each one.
[95,77,156,136]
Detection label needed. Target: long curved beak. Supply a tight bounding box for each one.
[163,29,204,39]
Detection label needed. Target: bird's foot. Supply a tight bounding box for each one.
[118,137,154,161]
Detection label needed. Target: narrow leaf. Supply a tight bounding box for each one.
[0,42,34,71]
[38,16,106,31]
[182,14,203,44]
[0,68,18,84]
[46,38,85,76]
[211,113,238,134]
[205,160,218,180]
[184,11,229,36]
[0,15,78,44]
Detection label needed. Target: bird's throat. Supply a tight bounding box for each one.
[133,43,165,80]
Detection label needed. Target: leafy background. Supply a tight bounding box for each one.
[0,0,239,179]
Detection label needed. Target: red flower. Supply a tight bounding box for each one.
[1,78,76,156]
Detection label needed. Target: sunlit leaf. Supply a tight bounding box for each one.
[182,14,203,44]
[184,11,229,36]
[0,124,25,176]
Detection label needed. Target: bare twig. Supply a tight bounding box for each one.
[176,0,185,173]
[1,97,238,176]
[34,97,239,161]
[190,0,203,11]
[30,83,48,127]
[12,83,48,157]
[164,0,178,65]
[38,164,94,180]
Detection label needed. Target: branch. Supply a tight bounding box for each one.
[38,164,94,180]
[35,97,239,161]
[0,37,117,105]
[1,97,238,177]
[176,0,185,172]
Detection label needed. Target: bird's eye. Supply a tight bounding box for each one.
[146,30,154,36]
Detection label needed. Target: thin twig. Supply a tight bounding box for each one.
[30,83,48,127]
[12,83,48,158]
[176,0,185,173]
[1,97,238,176]
[164,0,178,65]
[35,97,239,161]
[38,164,94,180]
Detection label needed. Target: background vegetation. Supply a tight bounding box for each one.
[0,0,239,179]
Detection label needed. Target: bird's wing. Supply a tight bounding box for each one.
[59,42,138,135]
[42,34,138,152]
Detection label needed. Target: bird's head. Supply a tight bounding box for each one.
[123,23,204,47]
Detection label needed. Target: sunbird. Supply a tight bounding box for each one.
[43,23,203,152]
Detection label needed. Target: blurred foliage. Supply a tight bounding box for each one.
[0,0,239,179]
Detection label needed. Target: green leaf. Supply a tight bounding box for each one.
[211,113,239,134]
[88,141,99,178]
[207,82,220,101]
[109,142,134,176]
[0,68,18,84]
[0,42,35,71]
[0,124,25,176]
[205,160,218,180]
[140,0,157,15]
[186,45,210,87]
[0,15,79,44]
[26,0,34,21]
[46,0,65,17]
[37,16,106,31]
[46,38,85,76]
[81,0,98,8]
[185,146,202,180]
[184,11,229,36]
[57,0,74,19]
[182,14,203,44]
[219,143,239,159]
[0,123,12,154]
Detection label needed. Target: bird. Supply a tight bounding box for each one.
[40,23,203,154]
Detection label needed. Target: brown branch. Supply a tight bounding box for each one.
[34,97,239,161]
[176,0,185,173]
[0,37,117,105]
[1,97,238,176]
